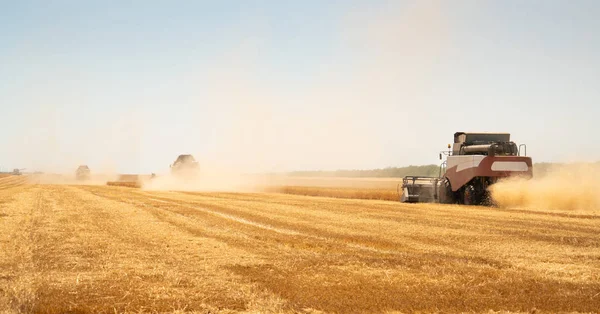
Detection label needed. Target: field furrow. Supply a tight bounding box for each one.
[1,183,599,313]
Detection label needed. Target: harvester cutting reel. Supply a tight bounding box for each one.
[399,175,499,205]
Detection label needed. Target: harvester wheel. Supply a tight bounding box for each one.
[439,178,455,204]
[463,185,476,205]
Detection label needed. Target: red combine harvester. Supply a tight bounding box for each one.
[400,132,532,205]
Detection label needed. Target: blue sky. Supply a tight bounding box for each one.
[1,0,599,174]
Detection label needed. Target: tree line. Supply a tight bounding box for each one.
[286,162,599,178]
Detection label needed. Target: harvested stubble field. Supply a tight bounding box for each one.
[0,175,599,313]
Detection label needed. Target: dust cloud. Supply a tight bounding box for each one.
[490,163,600,211]
[142,163,269,192]
[7,1,454,192]
[29,173,119,186]
[185,0,451,175]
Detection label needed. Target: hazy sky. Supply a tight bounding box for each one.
[1,0,599,174]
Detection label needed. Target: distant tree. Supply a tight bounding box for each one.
[288,164,440,178]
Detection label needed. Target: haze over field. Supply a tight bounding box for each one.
[2,1,600,174]
[2,3,600,312]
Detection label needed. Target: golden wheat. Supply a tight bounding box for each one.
[0,180,598,313]
[269,185,399,201]
[106,181,142,188]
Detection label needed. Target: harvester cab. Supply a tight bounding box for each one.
[400,132,533,205]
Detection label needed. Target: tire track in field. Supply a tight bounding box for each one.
[143,197,416,257]
[80,186,600,267]
[136,189,600,259]
[0,176,28,190]
[146,197,302,236]
[87,187,412,252]
[0,185,47,313]
[80,186,517,271]
[77,186,322,264]
[142,192,466,257]
[30,185,600,313]
[84,186,448,265]
[25,185,286,312]
[84,186,600,313]
[95,188,390,256]
[166,190,600,249]
[123,187,600,279]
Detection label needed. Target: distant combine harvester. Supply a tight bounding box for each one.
[12,168,26,175]
[75,165,91,181]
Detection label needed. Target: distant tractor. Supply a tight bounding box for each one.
[170,154,199,177]
[400,132,533,205]
[12,168,25,175]
[75,165,91,181]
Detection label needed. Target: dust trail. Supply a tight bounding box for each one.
[490,163,600,211]
[141,162,269,192]
[29,173,119,186]
[141,173,262,192]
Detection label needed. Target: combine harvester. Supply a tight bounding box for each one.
[170,154,200,179]
[105,154,198,188]
[106,174,145,188]
[75,165,91,181]
[400,132,532,205]
[12,168,26,175]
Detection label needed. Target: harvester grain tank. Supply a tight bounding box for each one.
[400,132,533,205]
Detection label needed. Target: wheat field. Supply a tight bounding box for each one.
[0,175,599,313]
[263,176,401,201]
